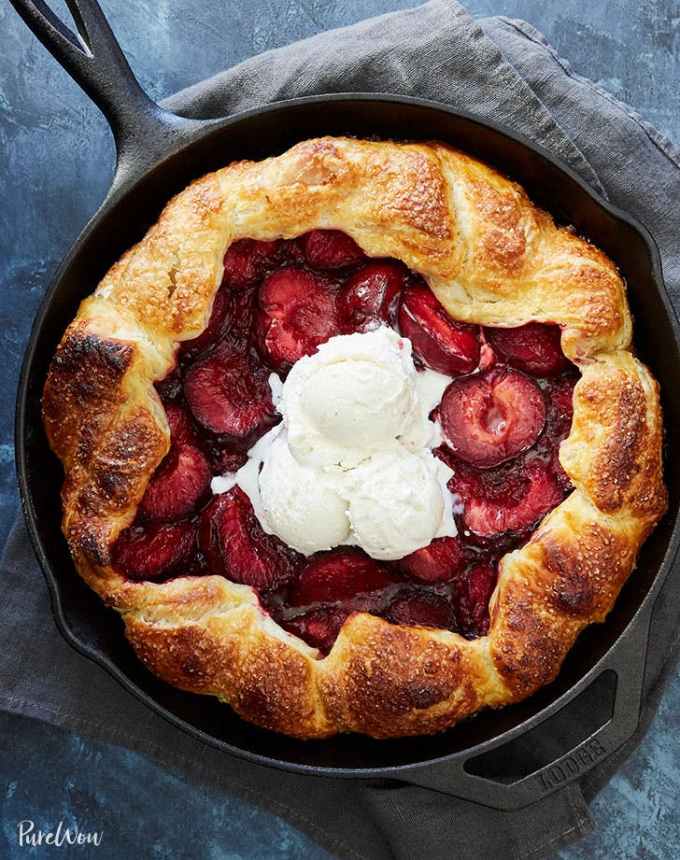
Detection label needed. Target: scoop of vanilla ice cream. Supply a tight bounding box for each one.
[259,432,350,555]
[211,328,457,562]
[283,327,428,469]
[301,360,412,447]
[346,450,455,561]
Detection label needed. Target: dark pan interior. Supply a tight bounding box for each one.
[19,98,680,774]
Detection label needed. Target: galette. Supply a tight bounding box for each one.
[43,137,666,739]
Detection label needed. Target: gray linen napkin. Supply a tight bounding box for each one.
[3,2,680,857]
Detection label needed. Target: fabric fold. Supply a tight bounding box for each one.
[163,0,603,194]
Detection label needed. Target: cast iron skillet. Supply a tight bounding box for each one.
[11,0,680,811]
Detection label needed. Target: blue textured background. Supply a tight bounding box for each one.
[1,1,679,857]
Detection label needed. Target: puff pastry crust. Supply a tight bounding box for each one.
[42,137,666,739]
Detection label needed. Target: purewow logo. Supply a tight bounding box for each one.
[17,820,103,848]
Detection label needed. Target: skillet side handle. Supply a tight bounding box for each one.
[402,601,654,811]
[8,0,201,184]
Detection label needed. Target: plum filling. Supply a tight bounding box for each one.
[111,230,578,653]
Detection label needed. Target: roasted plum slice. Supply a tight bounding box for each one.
[453,458,564,539]
[207,445,249,475]
[140,445,210,523]
[386,590,454,629]
[544,373,577,438]
[222,238,283,288]
[112,520,196,581]
[337,261,406,332]
[440,366,546,468]
[484,322,569,377]
[182,284,257,359]
[281,607,350,654]
[542,373,578,490]
[199,487,301,591]
[301,229,365,270]
[184,340,276,441]
[289,548,395,606]
[398,536,466,583]
[138,404,210,522]
[255,267,341,371]
[163,402,195,445]
[398,281,480,375]
[452,563,498,638]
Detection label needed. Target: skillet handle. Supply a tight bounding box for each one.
[402,601,654,811]
[8,0,203,184]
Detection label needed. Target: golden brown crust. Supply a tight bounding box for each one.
[560,353,666,521]
[42,136,666,738]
